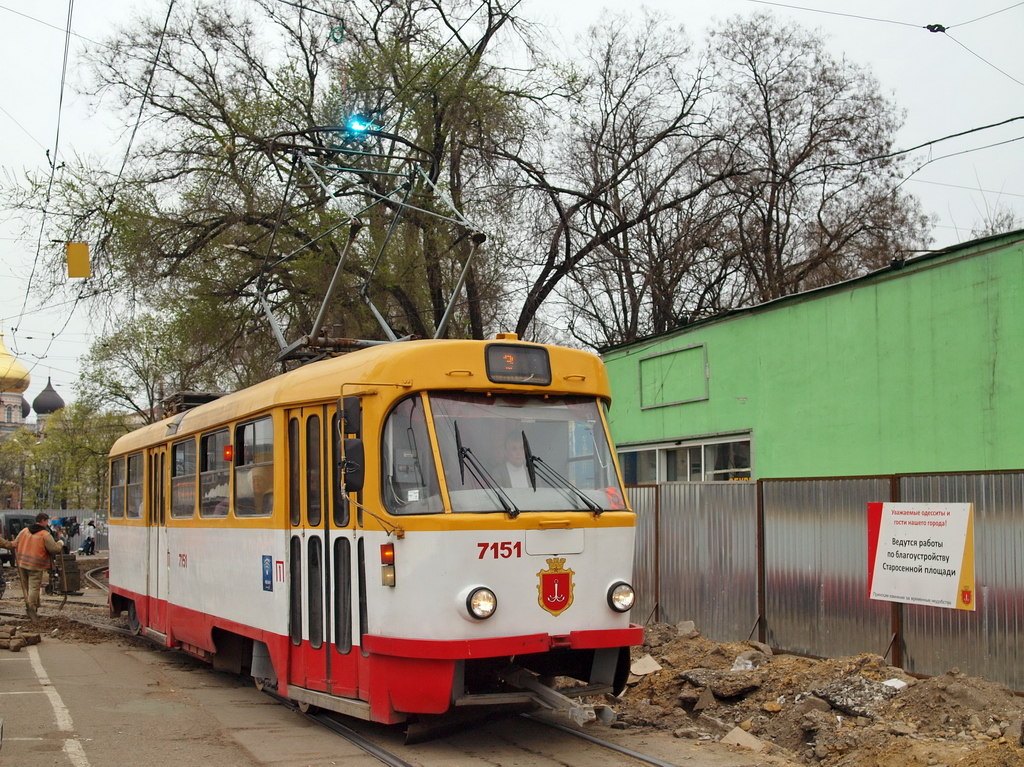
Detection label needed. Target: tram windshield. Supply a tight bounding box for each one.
[428,393,626,514]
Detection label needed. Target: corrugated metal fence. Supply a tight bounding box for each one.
[630,472,1024,691]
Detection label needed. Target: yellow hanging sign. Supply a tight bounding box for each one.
[66,242,90,278]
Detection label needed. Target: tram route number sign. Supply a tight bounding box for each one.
[867,502,975,611]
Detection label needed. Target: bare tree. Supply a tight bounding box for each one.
[489,14,744,345]
[709,13,931,304]
[970,202,1024,238]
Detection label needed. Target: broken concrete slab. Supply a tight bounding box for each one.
[721,726,766,752]
[679,668,763,698]
[813,675,899,718]
[630,654,663,676]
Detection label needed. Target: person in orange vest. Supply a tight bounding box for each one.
[14,512,64,619]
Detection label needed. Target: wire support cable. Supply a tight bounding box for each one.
[13,0,76,356]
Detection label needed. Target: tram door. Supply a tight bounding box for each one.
[147,447,169,633]
[286,406,358,697]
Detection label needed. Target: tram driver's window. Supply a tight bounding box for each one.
[381,395,442,515]
[235,417,274,517]
[200,429,230,517]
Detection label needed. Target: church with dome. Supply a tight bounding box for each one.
[0,332,66,435]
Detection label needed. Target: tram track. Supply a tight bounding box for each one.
[5,565,687,766]
[267,694,688,767]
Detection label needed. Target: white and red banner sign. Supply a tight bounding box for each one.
[867,502,976,611]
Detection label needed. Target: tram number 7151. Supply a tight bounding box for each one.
[477,541,522,559]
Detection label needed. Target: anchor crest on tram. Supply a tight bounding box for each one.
[537,557,575,616]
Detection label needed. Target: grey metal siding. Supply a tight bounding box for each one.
[628,485,659,626]
[630,482,757,640]
[898,473,1024,689]
[761,479,893,658]
[628,474,1022,691]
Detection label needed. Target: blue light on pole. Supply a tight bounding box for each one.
[347,115,380,133]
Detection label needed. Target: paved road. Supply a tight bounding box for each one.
[1,636,790,767]
[0,566,782,767]
[0,639,381,767]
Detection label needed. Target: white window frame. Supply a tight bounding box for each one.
[617,433,753,483]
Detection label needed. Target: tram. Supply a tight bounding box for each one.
[107,334,641,726]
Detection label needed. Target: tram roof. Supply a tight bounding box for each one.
[110,338,610,454]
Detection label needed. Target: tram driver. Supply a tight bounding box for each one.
[499,435,531,489]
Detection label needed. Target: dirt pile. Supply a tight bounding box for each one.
[614,622,1024,767]
[1,558,141,644]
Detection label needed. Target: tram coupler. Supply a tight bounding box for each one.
[500,667,615,726]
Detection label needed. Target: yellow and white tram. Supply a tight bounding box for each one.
[108,335,641,725]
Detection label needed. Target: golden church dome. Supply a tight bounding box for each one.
[0,333,31,394]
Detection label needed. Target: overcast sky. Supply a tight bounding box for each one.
[1,0,1021,408]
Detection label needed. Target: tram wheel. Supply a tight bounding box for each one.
[254,677,266,692]
[127,603,142,636]
[297,700,315,714]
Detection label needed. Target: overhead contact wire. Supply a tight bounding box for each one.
[13,0,76,355]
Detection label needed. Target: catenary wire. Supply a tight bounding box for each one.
[105,0,176,211]
[271,0,343,22]
[835,115,1024,167]
[746,1,920,28]
[0,2,101,45]
[953,1,1024,28]
[13,0,75,357]
[376,1,490,124]
[895,135,1024,192]
[748,0,1024,31]
[377,0,524,133]
[747,0,1024,89]
[908,178,1024,199]
[0,103,48,151]
[941,31,1024,88]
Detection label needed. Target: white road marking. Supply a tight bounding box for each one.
[64,738,91,767]
[27,645,92,766]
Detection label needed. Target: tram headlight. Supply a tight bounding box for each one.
[607,582,635,613]
[466,587,498,620]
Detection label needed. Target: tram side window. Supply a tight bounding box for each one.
[235,417,274,517]
[381,395,442,515]
[288,418,300,526]
[126,453,144,519]
[109,457,125,518]
[122,452,143,518]
[171,438,197,518]
[200,429,230,517]
[306,415,321,526]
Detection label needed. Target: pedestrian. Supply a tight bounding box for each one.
[81,520,97,556]
[14,512,64,619]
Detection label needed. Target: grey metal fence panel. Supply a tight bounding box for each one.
[899,473,1024,689]
[657,482,758,641]
[762,479,893,658]
[627,485,658,626]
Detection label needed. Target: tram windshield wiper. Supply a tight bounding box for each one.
[521,430,538,491]
[454,421,520,517]
[521,433,601,513]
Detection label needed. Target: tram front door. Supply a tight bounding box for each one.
[286,405,358,698]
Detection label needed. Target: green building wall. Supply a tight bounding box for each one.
[602,231,1024,479]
